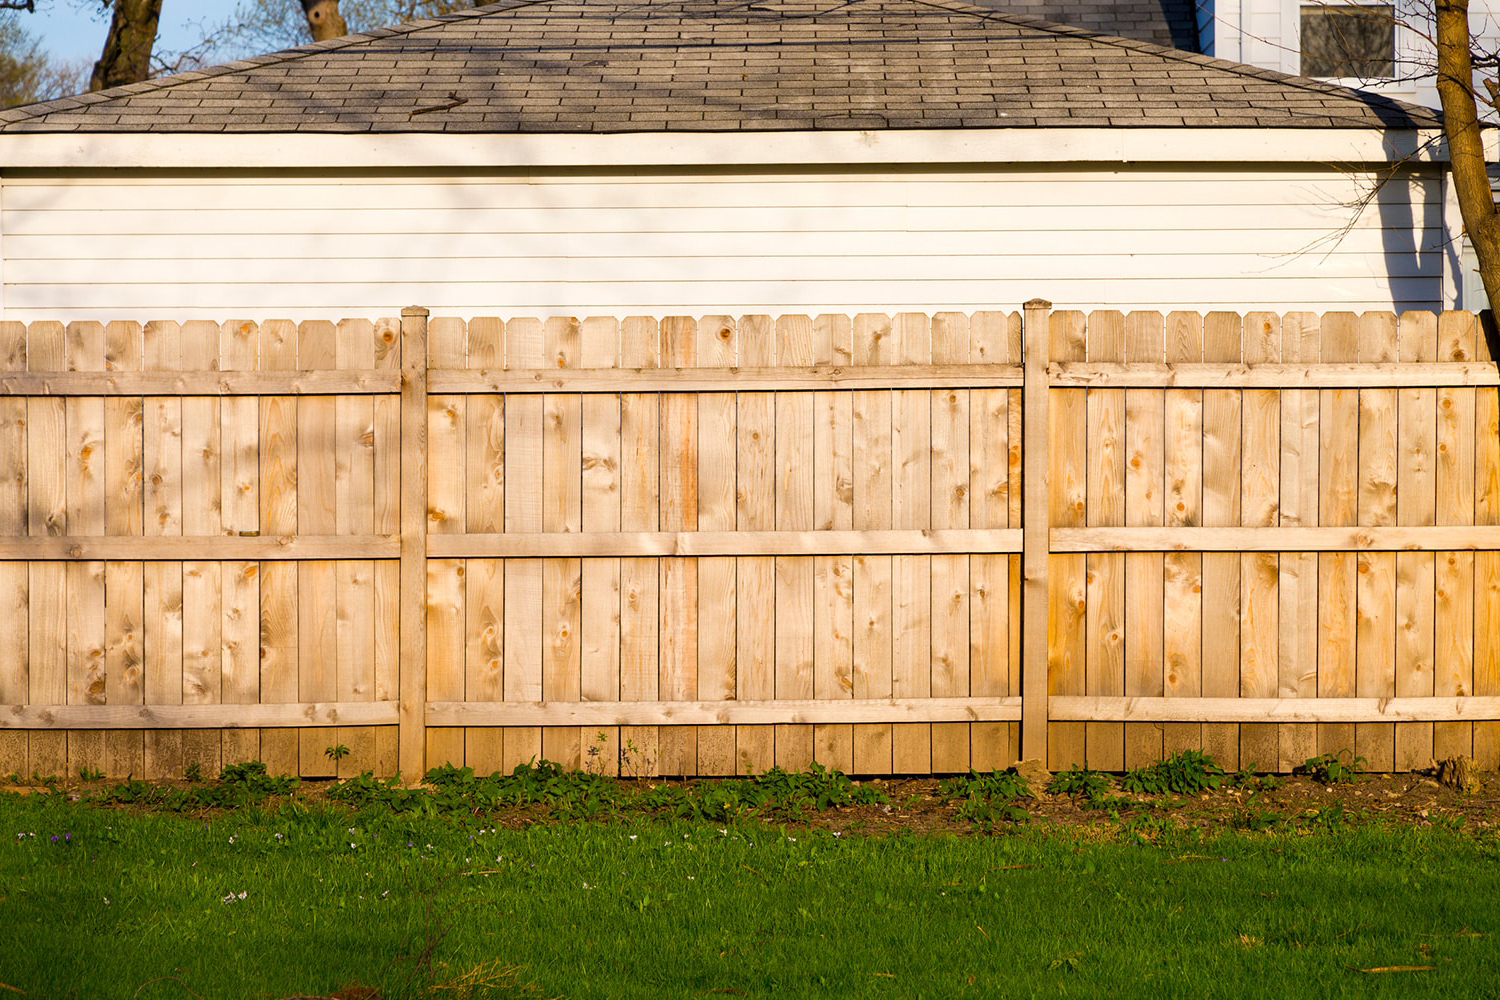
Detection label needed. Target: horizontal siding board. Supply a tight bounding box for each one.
[2,167,1444,321]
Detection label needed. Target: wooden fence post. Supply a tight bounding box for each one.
[1022,298,1052,763]
[398,306,430,785]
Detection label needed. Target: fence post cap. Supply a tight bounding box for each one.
[401,306,430,318]
[1023,298,1053,310]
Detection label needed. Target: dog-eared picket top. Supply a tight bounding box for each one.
[3,301,1500,782]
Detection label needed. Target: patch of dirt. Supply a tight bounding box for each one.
[9,766,1499,838]
[795,768,1500,837]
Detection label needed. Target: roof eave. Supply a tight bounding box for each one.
[0,127,1461,170]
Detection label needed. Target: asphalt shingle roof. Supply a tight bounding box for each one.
[0,0,1440,133]
[967,0,1197,49]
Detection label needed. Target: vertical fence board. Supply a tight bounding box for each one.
[1084,311,1126,772]
[139,322,184,778]
[1277,312,1321,771]
[1123,311,1165,769]
[813,375,855,774]
[334,319,377,775]
[697,316,739,775]
[891,313,933,773]
[1318,313,1361,760]
[734,372,776,778]
[180,318,223,778]
[1160,312,1204,758]
[929,312,969,773]
[64,323,107,778]
[659,317,699,775]
[503,318,545,771]
[1435,312,1477,760]
[427,317,469,774]
[580,316,621,775]
[1201,311,1242,769]
[543,318,584,769]
[102,322,144,776]
[1351,315,1398,771]
[969,311,1016,769]
[296,322,337,776]
[618,317,660,776]
[851,313,894,773]
[0,323,27,773]
[1048,309,1087,770]
[1476,382,1500,770]
[773,316,815,771]
[220,321,260,769]
[465,322,506,773]
[1240,312,1280,772]
[257,320,298,776]
[1394,312,1437,770]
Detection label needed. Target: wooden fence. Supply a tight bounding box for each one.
[1,303,1498,780]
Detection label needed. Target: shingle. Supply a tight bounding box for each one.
[0,0,1441,134]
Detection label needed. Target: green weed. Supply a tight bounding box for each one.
[937,769,1031,829]
[1120,750,1226,796]
[1295,751,1365,785]
[1047,763,1112,804]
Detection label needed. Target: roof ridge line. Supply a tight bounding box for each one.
[0,0,539,124]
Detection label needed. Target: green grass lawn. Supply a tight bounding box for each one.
[1,780,1497,999]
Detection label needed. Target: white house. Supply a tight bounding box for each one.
[0,0,1474,321]
[1198,0,1500,110]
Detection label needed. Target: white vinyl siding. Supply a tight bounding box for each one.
[0,165,1446,322]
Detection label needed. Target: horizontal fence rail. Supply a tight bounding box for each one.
[0,307,1497,781]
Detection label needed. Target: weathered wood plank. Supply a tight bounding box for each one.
[1122,311,1165,769]
[1162,311,1204,758]
[1435,311,1477,761]
[1048,309,1087,770]
[1395,311,1437,771]
[1318,313,1360,761]
[927,312,969,774]
[891,313,932,774]
[773,315,815,772]
[1239,312,1281,772]
[659,317,699,775]
[1084,310,1126,772]
[851,313,896,773]
[0,327,26,771]
[697,316,738,775]
[296,321,337,776]
[618,316,660,776]
[258,318,299,776]
[1277,312,1321,771]
[541,318,584,770]
[1201,311,1242,769]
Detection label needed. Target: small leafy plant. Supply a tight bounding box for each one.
[1120,750,1226,796]
[78,766,104,781]
[1047,764,1112,804]
[938,769,1032,828]
[1295,751,1364,785]
[324,744,351,764]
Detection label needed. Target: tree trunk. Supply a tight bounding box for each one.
[89,0,163,92]
[302,0,349,42]
[1436,0,1500,312]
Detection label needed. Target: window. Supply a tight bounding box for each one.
[1300,3,1396,79]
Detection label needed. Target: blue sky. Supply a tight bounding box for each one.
[27,0,244,66]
